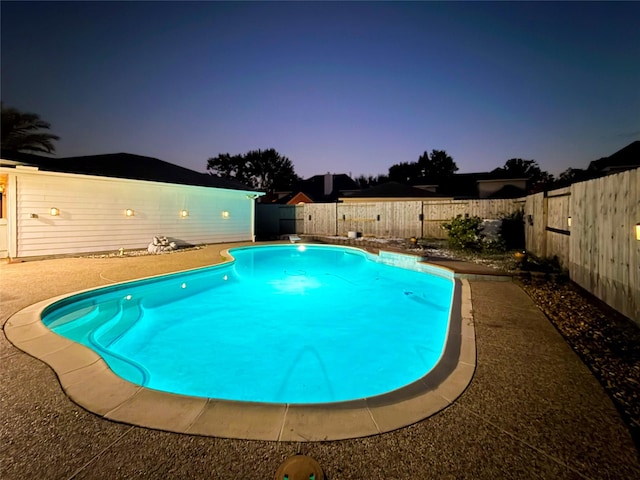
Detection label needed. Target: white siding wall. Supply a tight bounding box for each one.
[13,169,255,257]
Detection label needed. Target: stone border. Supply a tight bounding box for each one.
[4,246,476,441]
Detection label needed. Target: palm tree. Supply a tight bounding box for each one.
[1,103,60,154]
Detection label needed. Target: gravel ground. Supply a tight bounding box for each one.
[412,239,640,449]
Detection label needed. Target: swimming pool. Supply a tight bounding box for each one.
[6,243,476,440]
[42,245,454,404]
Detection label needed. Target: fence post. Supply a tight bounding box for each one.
[542,191,549,257]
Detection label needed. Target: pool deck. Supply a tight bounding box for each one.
[2,242,639,479]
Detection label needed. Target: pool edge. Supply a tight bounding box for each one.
[4,249,476,441]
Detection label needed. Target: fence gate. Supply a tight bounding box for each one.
[277,205,304,234]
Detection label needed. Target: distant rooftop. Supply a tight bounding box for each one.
[342,181,446,199]
[588,140,640,173]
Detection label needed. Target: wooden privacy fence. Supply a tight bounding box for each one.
[524,187,572,267]
[258,199,524,239]
[525,168,639,324]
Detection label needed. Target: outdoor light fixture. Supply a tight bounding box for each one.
[125,209,135,217]
[221,211,230,218]
[636,223,640,241]
[50,207,60,216]
[180,209,189,218]
[567,216,572,227]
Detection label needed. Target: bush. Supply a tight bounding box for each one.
[442,215,483,251]
[500,210,525,250]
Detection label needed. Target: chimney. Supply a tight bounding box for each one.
[324,172,333,196]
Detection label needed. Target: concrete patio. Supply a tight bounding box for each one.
[2,243,639,479]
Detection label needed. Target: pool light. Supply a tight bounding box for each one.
[180,209,189,218]
[221,211,230,218]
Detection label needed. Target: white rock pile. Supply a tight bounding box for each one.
[147,236,177,254]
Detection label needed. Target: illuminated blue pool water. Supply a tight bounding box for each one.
[43,245,454,404]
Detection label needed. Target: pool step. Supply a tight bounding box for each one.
[51,299,121,343]
[93,298,144,348]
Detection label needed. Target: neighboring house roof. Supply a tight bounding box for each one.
[0,151,256,191]
[423,172,527,198]
[486,184,527,199]
[295,173,360,202]
[285,192,314,205]
[266,173,361,204]
[588,140,640,174]
[342,181,447,200]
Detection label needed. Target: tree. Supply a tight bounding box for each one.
[207,148,300,193]
[244,148,300,192]
[1,103,60,154]
[388,161,421,183]
[387,149,457,183]
[418,149,458,180]
[554,167,595,188]
[497,158,553,192]
[354,174,387,189]
[206,153,249,183]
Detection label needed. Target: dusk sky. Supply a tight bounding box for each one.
[2,1,639,179]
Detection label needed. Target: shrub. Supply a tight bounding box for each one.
[500,210,525,250]
[442,215,483,251]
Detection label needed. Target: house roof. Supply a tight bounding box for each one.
[286,192,314,205]
[588,141,640,173]
[297,173,360,201]
[342,181,446,199]
[486,184,527,199]
[0,151,256,191]
[267,173,360,203]
[419,172,527,198]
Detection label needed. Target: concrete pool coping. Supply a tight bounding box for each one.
[4,245,476,441]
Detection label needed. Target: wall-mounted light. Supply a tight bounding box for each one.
[636,223,640,241]
[221,211,230,218]
[50,207,60,216]
[567,216,572,227]
[180,209,189,218]
[125,209,135,217]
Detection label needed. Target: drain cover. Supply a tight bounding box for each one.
[274,455,324,480]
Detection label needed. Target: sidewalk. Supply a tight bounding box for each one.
[2,243,638,479]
